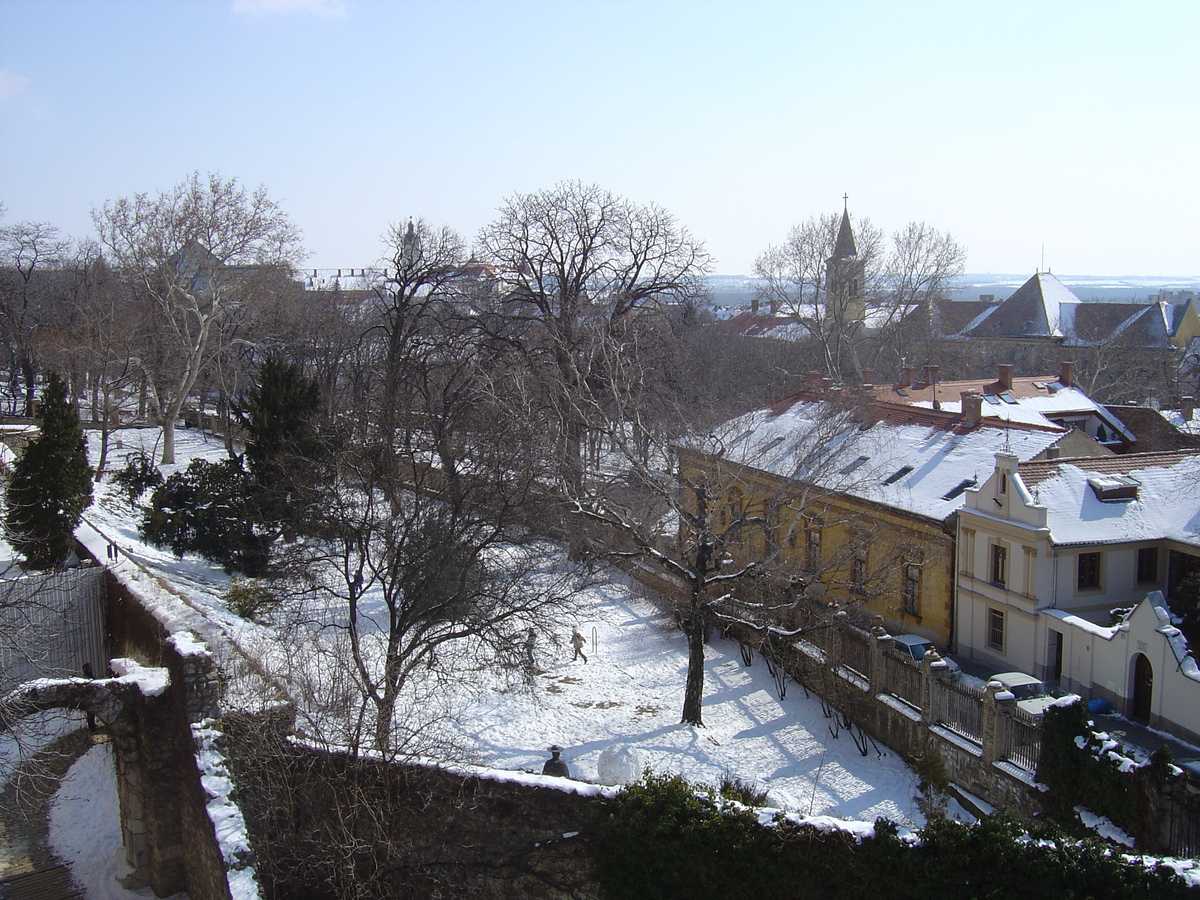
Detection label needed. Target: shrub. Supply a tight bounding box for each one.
[223,578,281,622]
[140,456,270,576]
[718,772,770,807]
[112,450,163,505]
[595,771,786,900]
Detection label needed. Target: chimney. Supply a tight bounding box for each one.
[1059,361,1075,388]
[861,369,876,387]
[904,366,917,388]
[820,377,834,396]
[1045,446,1061,460]
[1183,396,1195,422]
[961,390,983,427]
[997,364,1014,391]
[805,371,822,393]
[924,364,940,385]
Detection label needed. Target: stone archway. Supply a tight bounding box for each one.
[1131,653,1153,725]
[0,661,187,896]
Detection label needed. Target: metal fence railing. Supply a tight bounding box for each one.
[998,707,1043,772]
[933,677,986,743]
[880,651,924,708]
[0,565,107,691]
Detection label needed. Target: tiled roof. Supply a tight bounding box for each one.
[704,393,1070,522]
[1018,449,1200,487]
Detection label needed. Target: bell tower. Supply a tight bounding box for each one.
[825,196,866,323]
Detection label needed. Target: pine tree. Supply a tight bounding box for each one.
[5,371,94,568]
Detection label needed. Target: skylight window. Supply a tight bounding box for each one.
[731,430,752,445]
[999,392,1018,405]
[941,477,977,501]
[883,465,914,485]
[984,395,1002,406]
[760,436,784,453]
[839,455,870,475]
[1032,381,1047,390]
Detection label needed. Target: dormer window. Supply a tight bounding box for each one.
[1087,474,1140,502]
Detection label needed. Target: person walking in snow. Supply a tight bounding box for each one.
[570,629,588,663]
[523,628,537,674]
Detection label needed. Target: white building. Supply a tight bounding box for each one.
[955,449,1200,741]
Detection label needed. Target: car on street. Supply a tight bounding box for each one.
[887,634,960,674]
[989,671,1057,716]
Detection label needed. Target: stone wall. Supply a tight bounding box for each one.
[100,567,235,900]
[223,712,604,900]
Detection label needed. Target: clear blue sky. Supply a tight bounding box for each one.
[2,0,1197,277]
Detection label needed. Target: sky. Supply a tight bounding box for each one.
[1,0,1198,278]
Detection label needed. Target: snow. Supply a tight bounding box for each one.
[708,397,1065,523]
[48,742,185,900]
[10,424,1195,891]
[1023,454,1200,546]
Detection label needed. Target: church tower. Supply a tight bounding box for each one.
[824,198,866,323]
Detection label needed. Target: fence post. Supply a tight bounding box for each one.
[981,679,1012,765]
[868,616,887,697]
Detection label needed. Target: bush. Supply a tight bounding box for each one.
[139,456,270,576]
[595,772,786,900]
[593,771,1194,900]
[223,578,281,622]
[718,772,770,807]
[112,450,163,505]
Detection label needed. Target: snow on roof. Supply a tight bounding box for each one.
[1017,451,1200,547]
[702,394,1067,522]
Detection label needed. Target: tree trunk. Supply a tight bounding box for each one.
[680,587,707,726]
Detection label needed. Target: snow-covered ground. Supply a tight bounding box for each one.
[4,426,1197,895]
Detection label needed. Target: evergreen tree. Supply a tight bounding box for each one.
[237,357,326,534]
[5,371,93,568]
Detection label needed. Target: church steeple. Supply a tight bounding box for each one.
[832,194,857,260]
[825,196,865,323]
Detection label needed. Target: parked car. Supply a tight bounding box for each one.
[887,634,960,674]
[989,671,1056,716]
[1176,759,1200,794]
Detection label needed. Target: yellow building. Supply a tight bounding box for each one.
[682,388,1110,648]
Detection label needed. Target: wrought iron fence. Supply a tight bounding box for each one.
[998,707,1043,772]
[932,677,986,743]
[880,651,924,708]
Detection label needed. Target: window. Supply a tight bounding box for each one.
[903,565,921,617]
[990,543,1007,587]
[987,609,1005,652]
[840,455,870,475]
[1137,547,1159,584]
[806,528,821,575]
[942,478,977,501]
[1077,551,1101,591]
[883,465,913,485]
[852,546,867,593]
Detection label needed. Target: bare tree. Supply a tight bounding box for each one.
[754,212,884,381]
[92,171,304,463]
[0,221,73,415]
[755,212,964,382]
[301,447,582,755]
[478,181,711,493]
